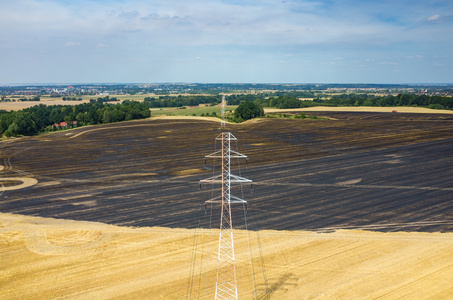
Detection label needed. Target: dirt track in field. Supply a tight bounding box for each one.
[1,111,453,299]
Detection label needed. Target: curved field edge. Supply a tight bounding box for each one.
[264,106,453,114]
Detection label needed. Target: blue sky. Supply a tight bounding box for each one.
[1,0,452,84]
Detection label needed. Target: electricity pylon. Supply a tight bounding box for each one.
[220,94,226,128]
[200,131,251,300]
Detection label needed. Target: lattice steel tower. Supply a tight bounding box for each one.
[200,129,251,299]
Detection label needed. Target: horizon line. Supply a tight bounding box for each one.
[2,82,453,87]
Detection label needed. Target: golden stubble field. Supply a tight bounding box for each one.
[1,213,452,299]
[264,106,453,114]
[0,98,93,111]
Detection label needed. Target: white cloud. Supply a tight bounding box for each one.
[0,0,417,48]
[406,55,423,59]
[118,10,140,19]
[427,14,440,21]
[65,41,81,47]
[1,0,452,83]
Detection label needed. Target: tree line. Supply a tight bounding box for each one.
[141,92,452,111]
[89,96,120,103]
[62,96,82,101]
[320,93,453,109]
[143,95,221,108]
[227,93,453,110]
[224,93,453,122]
[255,96,318,109]
[0,101,150,137]
[0,96,41,102]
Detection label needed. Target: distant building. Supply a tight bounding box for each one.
[53,121,77,129]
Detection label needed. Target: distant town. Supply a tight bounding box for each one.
[1,83,452,99]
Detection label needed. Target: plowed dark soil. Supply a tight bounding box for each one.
[1,112,452,232]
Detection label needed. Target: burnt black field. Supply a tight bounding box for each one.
[1,112,452,232]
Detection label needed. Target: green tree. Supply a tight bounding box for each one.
[7,123,19,136]
[102,109,113,123]
[234,102,264,121]
[11,112,37,136]
[4,129,12,138]
[64,115,73,126]
[76,112,86,124]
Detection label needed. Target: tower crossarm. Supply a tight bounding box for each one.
[205,150,248,159]
[205,194,247,204]
[200,174,252,184]
[229,174,252,183]
[215,132,237,141]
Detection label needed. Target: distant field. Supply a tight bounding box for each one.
[1,93,219,110]
[151,104,236,117]
[2,94,453,116]
[151,105,453,117]
[265,106,453,114]
[0,94,154,111]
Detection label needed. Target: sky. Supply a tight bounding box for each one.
[1,0,452,84]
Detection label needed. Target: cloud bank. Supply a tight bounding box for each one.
[1,0,452,83]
